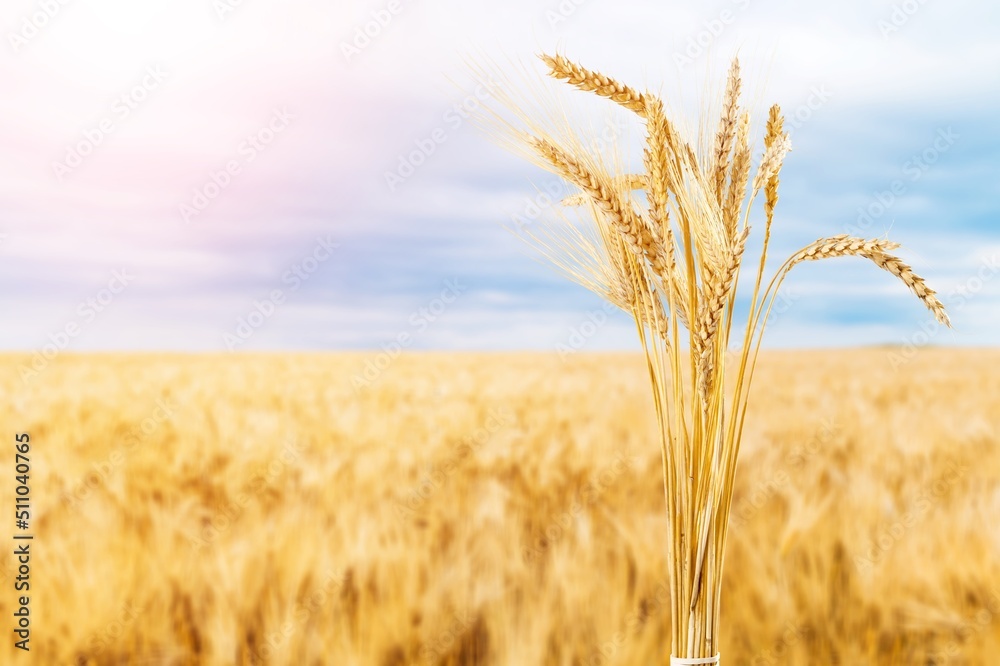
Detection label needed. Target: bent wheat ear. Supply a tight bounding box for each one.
[783,235,951,326]
[868,251,951,327]
[788,235,901,264]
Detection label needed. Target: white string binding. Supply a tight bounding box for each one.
[670,655,720,665]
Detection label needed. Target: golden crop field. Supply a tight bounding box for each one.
[1,349,998,665]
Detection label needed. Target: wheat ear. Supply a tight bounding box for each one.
[711,59,742,205]
[786,235,951,326]
[540,53,648,117]
[723,112,752,238]
[762,105,784,230]
[868,251,951,327]
[696,227,750,399]
[532,138,670,278]
[751,134,792,195]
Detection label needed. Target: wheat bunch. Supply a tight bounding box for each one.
[478,52,950,664]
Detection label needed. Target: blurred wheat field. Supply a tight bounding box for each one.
[1,350,998,665]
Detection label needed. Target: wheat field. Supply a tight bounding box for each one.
[0,349,997,665]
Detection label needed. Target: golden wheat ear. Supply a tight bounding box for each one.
[539,53,649,117]
[531,138,671,280]
[696,226,750,399]
[762,104,786,229]
[710,58,742,205]
[786,236,951,327]
[723,111,752,237]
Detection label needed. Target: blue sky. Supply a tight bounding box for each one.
[0,0,997,352]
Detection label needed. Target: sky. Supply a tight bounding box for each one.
[0,0,998,354]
